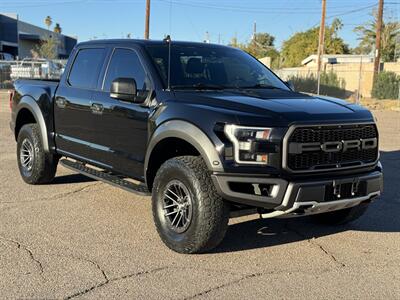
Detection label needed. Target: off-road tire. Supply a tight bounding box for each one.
[17,124,58,184]
[152,156,230,254]
[311,203,369,225]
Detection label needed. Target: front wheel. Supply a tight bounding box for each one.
[152,156,230,254]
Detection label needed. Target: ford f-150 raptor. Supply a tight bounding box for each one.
[10,39,383,253]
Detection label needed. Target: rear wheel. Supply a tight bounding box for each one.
[311,203,369,225]
[152,156,230,254]
[17,124,59,184]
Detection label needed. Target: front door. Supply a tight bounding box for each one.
[54,47,107,162]
[91,47,151,180]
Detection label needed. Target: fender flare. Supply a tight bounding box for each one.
[16,96,49,152]
[145,120,224,175]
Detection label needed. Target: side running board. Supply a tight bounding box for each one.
[60,159,150,196]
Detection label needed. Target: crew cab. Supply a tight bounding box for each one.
[10,39,383,253]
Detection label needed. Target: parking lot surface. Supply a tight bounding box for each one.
[1,90,399,299]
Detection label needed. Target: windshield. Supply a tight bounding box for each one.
[145,44,289,91]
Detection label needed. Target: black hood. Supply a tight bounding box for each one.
[172,89,374,127]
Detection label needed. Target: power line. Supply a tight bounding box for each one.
[0,0,145,7]
[1,0,90,8]
[155,0,378,15]
[310,3,380,28]
[326,3,379,19]
[158,0,379,11]
[3,0,398,8]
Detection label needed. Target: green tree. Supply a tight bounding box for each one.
[53,23,62,34]
[246,33,275,58]
[229,32,281,68]
[281,18,349,67]
[44,16,52,30]
[34,36,59,59]
[353,13,400,62]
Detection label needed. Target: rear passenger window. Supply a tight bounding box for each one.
[68,48,105,89]
[103,48,149,92]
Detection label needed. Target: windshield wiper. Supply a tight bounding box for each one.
[171,83,227,90]
[236,83,284,90]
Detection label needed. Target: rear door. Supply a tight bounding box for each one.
[91,47,152,179]
[54,47,107,162]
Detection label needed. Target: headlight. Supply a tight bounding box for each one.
[224,124,273,165]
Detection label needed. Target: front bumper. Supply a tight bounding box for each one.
[211,169,383,218]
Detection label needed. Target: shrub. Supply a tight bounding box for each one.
[288,71,347,98]
[371,71,400,100]
[289,74,317,93]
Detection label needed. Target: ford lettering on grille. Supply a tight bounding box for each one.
[289,138,378,154]
[284,124,379,172]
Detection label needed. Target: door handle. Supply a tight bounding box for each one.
[91,103,104,115]
[55,97,67,108]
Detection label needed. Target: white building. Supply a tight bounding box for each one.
[0,13,77,59]
[301,54,374,67]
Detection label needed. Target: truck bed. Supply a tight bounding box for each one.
[15,78,60,85]
[13,79,59,100]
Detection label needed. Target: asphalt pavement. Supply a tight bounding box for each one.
[0,91,399,299]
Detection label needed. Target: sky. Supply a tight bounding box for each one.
[2,0,399,49]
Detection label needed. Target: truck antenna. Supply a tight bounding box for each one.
[166,0,172,91]
[164,35,172,91]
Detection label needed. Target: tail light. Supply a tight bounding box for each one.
[8,90,14,111]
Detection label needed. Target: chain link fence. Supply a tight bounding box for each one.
[0,59,66,89]
[275,63,400,110]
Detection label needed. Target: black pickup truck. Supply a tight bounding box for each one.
[10,39,383,253]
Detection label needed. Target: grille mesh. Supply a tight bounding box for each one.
[287,124,378,171]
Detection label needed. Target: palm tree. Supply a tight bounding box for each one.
[54,23,62,34]
[354,13,400,62]
[44,16,52,30]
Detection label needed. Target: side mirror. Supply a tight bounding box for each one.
[110,77,138,102]
[285,80,295,91]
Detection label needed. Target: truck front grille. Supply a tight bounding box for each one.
[284,124,378,172]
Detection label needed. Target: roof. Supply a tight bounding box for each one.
[77,39,230,48]
[301,54,374,65]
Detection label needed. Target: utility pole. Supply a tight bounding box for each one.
[373,0,384,82]
[316,0,326,95]
[144,0,151,39]
[253,21,257,41]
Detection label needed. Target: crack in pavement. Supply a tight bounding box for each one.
[64,266,169,299]
[169,265,243,277]
[0,182,103,205]
[63,262,338,300]
[284,222,346,267]
[183,272,263,299]
[0,235,44,277]
[181,263,347,300]
[55,254,110,284]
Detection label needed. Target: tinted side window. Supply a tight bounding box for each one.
[103,48,148,92]
[68,48,105,89]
